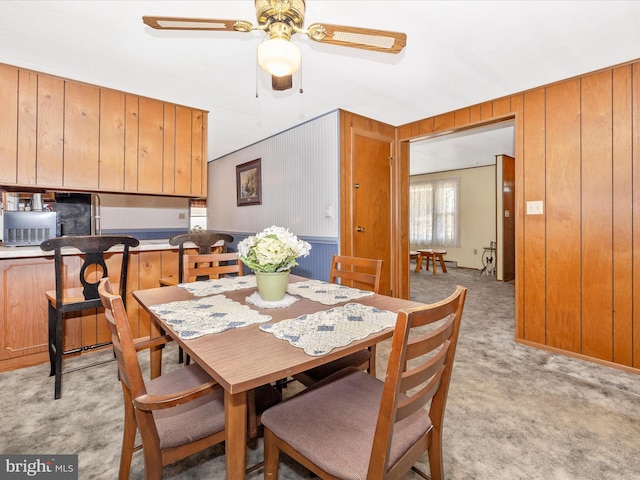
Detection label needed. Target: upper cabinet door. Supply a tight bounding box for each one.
[36,74,65,187]
[99,89,126,191]
[124,93,139,192]
[0,64,18,184]
[138,97,164,193]
[64,81,100,189]
[174,105,193,196]
[162,103,176,194]
[191,109,205,197]
[17,70,38,185]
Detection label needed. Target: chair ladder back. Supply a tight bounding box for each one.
[41,235,139,309]
[368,285,467,479]
[183,252,242,283]
[329,254,383,293]
[395,347,449,422]
[400,317,456,392]
[169,233,234,283]
[79,250,109,302]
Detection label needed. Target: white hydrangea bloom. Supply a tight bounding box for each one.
[237,226,312,273]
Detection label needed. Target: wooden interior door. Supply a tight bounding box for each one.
[340,111,397,296]
[501,154,515,282]
[351,132,392,295]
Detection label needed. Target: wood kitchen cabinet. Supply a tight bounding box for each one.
[36,74,65,186]
[138,97,165,193]
[17,69,38,185]
[0,62,208,196]
[0,63,19,184]
[99,88,126,191]
[0,257,53,371]
[64,81,100,189]
[0,246,192,373]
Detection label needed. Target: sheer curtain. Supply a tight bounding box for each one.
[410,177,460,247]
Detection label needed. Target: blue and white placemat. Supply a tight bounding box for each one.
[287,280,375,305]
[149,294,271,340]
[259,302,396,356]
[178,275,257,297]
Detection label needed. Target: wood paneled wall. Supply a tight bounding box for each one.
[398,59,640,373]
[0,62,207,196]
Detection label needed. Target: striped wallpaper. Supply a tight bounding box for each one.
[207,110,341,280]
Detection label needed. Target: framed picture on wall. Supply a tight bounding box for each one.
[236,158,262,206]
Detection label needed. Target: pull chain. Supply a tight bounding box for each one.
[255,49,260,98]
[299,57,303,94]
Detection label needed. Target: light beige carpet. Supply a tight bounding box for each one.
[1,267,638,479]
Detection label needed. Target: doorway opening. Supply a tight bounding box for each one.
[408,120,515,287]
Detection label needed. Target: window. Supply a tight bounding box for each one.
[410,177,460,247]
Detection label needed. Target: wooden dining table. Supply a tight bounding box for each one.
[133,274,424,479]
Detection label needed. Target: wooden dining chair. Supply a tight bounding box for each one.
[293,254,383,387]
[159,232,233,363]
[159,232,234,286]
[262,285,467,480]
[172,251,244,367]
[98,278,281,479]
[182,251,244,282]
[40,234,140,399]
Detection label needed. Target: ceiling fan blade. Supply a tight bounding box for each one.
[272,75,293,91]
[306,23,406,54]
[142,16,255,32]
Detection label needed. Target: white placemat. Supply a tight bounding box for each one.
[259,303,396,356]
[178,275,257,297]
[287,280,375,305]
[149,294,271,340]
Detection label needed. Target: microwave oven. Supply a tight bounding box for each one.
[3,211,57,246]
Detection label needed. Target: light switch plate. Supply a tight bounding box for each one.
[526,200,544,215]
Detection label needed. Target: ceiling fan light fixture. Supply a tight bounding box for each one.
[257,38,301,77]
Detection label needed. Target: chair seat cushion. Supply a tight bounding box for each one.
[146,364,225,449]
[303,349,371,383]
[261,367,431,480]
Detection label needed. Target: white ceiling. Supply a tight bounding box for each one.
[1,1,639,169]
[410,121,514,175]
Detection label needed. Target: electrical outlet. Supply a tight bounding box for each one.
[473,248,477,255]
[178,213,185,219]
[526,200,544,215]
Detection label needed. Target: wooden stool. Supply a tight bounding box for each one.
[415,249,448,275]
[410,251,418,263]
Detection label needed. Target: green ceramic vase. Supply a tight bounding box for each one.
[254,271,290,301]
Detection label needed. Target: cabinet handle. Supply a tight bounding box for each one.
[356,226,365,233]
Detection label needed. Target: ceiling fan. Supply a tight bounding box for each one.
[142,0,407,91]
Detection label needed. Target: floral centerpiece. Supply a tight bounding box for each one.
[237,225,311,273]
[238,226,311,302]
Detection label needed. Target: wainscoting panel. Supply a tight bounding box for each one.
[228,234,338,282]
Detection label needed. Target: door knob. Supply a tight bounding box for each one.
[356,226,365,233]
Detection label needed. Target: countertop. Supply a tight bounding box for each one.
[0,239,176,259]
